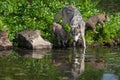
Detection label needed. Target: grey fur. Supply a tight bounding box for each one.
[54,5,86,48]
[52,22,68,47]
[85,12,110,33]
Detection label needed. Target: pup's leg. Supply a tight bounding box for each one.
[92,26,99,33]
[61,40,65,47]
[58,40,60,45]
[99,21,104,28]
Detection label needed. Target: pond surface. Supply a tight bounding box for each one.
[0,47,120,80]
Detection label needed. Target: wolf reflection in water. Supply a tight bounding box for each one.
[71,48,85,80]
[52,48,85,80]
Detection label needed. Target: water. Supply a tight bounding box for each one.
[0,47,120,80]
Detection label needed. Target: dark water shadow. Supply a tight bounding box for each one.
[52,47,85,80]
[95,0,120,14]
[15,48,51,59]
[0,50,12,57]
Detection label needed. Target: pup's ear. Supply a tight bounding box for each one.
[103,12,107,18]
[104,12,110,21]
[103,12,106,15]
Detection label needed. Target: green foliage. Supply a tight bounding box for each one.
[0,0,119,45]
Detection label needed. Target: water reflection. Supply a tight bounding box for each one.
[0,50,12,57]
[71,48,85,80]
[85,50,105,70]
[52,48,85,80]
[15,48,51,59]
[0,47,120,80]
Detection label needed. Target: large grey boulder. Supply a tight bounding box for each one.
[0,30,12,50]
[14,30,52,49]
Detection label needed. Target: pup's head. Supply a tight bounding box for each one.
[103,12,110,21]
[52,22,62,31]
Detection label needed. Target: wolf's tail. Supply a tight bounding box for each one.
[54,9,63,22]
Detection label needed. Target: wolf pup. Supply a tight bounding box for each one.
[52,22,68,47]
[54,5,86,48]
[85,12,110,33]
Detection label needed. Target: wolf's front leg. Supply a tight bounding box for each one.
[73,33,80,47]
[81,32,86,49]
[73,41,76,47]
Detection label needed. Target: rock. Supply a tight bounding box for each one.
[15,48,51,59]
[14,29,52,49]
[0,50,12,57]
[0,30,12,50]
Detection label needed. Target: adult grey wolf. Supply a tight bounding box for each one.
[85,12,110,33]
[52,22,68,47]
[54,5,86,48]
